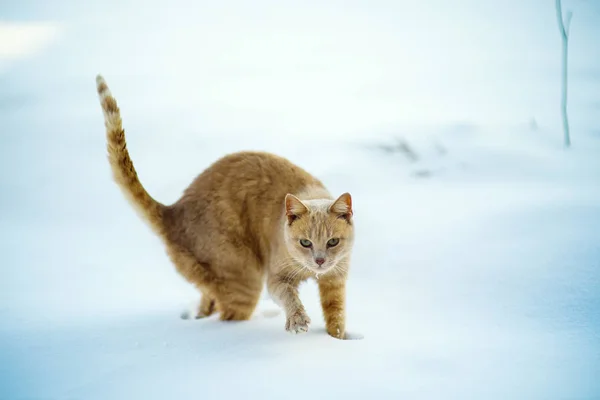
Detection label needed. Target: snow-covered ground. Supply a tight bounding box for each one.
[1,1,600,399]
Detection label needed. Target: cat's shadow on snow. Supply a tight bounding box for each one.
[179,307,364,342]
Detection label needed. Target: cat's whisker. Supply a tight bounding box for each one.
[279,262,305,283]
[288,265,308,282]
[331,264,348,278]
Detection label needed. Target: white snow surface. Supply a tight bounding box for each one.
[1,1,600,399]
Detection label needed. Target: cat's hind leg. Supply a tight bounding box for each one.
[211,247,264,321]
[196,294,216,318]
[216,273,263,321]
[168,240,263,322]
[181,293,216,320]
[165,243,222,317]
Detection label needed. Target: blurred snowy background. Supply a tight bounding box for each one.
[1,0,599,399]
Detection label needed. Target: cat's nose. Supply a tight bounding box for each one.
[315,258,325,266]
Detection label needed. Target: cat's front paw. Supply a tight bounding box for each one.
[327,324,345,340]
[285,310,311,334]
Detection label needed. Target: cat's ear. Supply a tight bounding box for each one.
[329,192,353,222]
[285,194,308,224]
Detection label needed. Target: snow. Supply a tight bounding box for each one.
[2,1,600,399]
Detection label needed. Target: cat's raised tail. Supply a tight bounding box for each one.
[96,74,165,235]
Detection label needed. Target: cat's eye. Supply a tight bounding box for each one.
[327,238,340,248]
[299,239,312,248]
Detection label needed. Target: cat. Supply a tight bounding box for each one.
[96,75,354,339]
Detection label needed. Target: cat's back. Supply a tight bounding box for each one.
[199,150,318,189]
[176,151,325,209]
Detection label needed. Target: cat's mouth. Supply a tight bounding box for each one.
[306,263,334,275]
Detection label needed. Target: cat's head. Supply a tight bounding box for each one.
[283,192,354,274]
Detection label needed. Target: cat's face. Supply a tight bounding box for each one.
[283,192,354,274]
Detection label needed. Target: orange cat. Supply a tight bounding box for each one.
[96,75,354,339]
